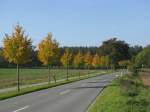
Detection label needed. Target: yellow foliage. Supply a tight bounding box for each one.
[3,25,32,64]
[92,53,100,68]
[105,55,110,67]
[100,56,106,66]
[99,55,110,67]
[61,48,72,67]
[118,60,131,67]
[38,32,59,65]
[84,51,93,67]
[73,50,84,68]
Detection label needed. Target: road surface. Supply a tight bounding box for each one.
[0,74,115,112]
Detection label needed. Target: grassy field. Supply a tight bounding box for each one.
[0,68,103,89]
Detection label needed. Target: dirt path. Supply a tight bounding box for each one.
[139,71,150,86]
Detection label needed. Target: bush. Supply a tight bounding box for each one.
[118,74,150,112]
[119,75,142,97]
[134,46,150,68]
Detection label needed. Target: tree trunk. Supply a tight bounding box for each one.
[17,64,20,92]
[107,66,109,73]
[48,65,51,84]
[53,75,56,83]
[66,61,69,81]
[88,66,90,77]
[79,69,80,79]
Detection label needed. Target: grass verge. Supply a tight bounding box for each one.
[0,68,101,88]
[88,81,128,112]
[88,75,150,112]
[0,71,111,100]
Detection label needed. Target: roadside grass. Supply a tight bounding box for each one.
[0,79,77,100]
[88,81,128,112]
[0,68,103,88]
[0,70,111,100]
[88,75,150,112]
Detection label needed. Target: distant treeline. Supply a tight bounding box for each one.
[0,25,144,69]
[0,41,143,69]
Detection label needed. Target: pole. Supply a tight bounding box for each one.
[17,64,20,92]
[88,65,90,77]
[67,57,69,81]
[48,65,51,84]
[79,68,80,79]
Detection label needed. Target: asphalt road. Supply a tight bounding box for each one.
[0,74,115,112]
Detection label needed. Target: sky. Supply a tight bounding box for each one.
[0,0,150,47]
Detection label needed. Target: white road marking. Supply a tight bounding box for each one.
[13,106,29,112]
[59,89,70,95]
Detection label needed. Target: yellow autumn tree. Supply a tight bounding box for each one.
[38,32,59,83]
[73,50,84,68]
[0,48,2,57]
[84,51,93,70]
[73,50,84,78]
[92,53,100,68]
[100,55,110,69]
[3,24,32,91]
[61,48,72,80]
[105,55,110,69]
[100,56,106,68]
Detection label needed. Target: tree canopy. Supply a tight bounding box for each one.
[134,46,150,68]
[3,25,32,65]
[73,50,84,68]
[84,51,93,68]
[61,48,72,68]
[92,53,100,68]
[0,26,144,69]
[99,38,130,68]
[38,33,59,66]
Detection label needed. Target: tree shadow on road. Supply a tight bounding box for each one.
[73,85,107,89]
[86,80,110,83]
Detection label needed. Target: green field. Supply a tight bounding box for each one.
[0,68,103,89]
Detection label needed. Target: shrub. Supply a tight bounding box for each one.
[118,74,150,112]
